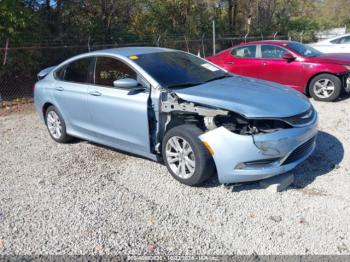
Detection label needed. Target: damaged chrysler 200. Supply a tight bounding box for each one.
[34,47,318,186]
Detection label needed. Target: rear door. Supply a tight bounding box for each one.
[224,45,261,78]
[53,57,94,135]
[258,44,303,89]
[87,56,151,156]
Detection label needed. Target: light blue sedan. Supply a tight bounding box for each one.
[34,47,318,186]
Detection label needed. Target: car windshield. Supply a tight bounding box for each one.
[287,42,322,57]
[131,51,229,88]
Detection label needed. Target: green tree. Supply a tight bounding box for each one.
[0,0,38,43]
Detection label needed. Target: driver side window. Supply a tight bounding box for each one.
[95,57,137,87]
[330,36,350,44]
[338,36,350,44]
[261,45,289,59]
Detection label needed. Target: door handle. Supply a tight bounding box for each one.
[262,62,268,66]
[225,61,234,65]
[55,87,64,91]
[89,90,102,96]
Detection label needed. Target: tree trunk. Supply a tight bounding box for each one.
[227,0,238,33]
[233,0,239,33]
[45,0,51,25]
[186,0,192,36]
[228,0,233,32]
[56,0,63,39]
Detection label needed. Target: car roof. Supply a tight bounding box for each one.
[240,40,295,46]
[319,33,350,43]
[88,46,175,57]
[333,33,350,38]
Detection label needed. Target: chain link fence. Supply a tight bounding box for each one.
[0,34,290,105]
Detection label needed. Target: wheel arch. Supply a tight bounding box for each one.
[42,102,54,116]
[305,72,342,96]
[161,123,216,185]
[163,114,205,142]
[42,102,54,122]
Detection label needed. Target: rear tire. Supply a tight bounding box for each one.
[309,74,342,102]
[162,125,216,186]
[45,106,73,143]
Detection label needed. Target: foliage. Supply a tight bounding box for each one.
[0,0,39,43]
[1,0,350,100]
[2,0,350,46]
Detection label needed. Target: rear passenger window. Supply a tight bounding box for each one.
[231,46,256,58]
[55,57,93,84]
[95,57,137,87]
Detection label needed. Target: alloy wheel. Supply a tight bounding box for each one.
[313,79,335,99]
[47,111,62,139]
[165,136,196,179]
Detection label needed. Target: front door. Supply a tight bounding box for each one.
[87,56,151,156]
[258,44,303,90]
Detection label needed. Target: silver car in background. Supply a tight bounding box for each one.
[34,47,318,186]
[310,33,350,53]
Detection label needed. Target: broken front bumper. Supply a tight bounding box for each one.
[346,76,350,92]
[199,114,318,184]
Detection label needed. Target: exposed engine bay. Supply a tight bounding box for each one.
[160,92,292,136]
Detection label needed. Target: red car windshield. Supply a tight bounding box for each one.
[287,42,322,57]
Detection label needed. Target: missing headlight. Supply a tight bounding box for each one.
[214,112,292,135]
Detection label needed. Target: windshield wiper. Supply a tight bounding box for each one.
[166,82,202,89]
[204,74,232,83]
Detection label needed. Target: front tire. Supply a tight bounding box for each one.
[45,106,72,143]
[162,125,215,186]
[309,74,342,102]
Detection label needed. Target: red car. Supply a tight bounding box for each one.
[207,40,350,102]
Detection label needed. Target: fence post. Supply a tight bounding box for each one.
[88,36,91,52]
[3,38,9,66]
[212,20,216,55]
[244,32,249,43]
[184,35,189,52]
[300,31,304,43]
[156,35,161,47]
[201,34,206,58]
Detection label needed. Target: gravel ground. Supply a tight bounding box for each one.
[0,99,349,255]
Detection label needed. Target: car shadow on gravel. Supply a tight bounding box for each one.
[88,142,160,162]
[334,92,350,102]
[203,131,344,191]
[291,131,344,188]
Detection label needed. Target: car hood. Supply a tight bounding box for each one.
[309,53,350,65]
[174,76,311,118]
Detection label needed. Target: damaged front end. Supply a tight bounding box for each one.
[159,92,318,184]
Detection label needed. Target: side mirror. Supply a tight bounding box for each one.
[113,78,139,88]
[282,53,296,62]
